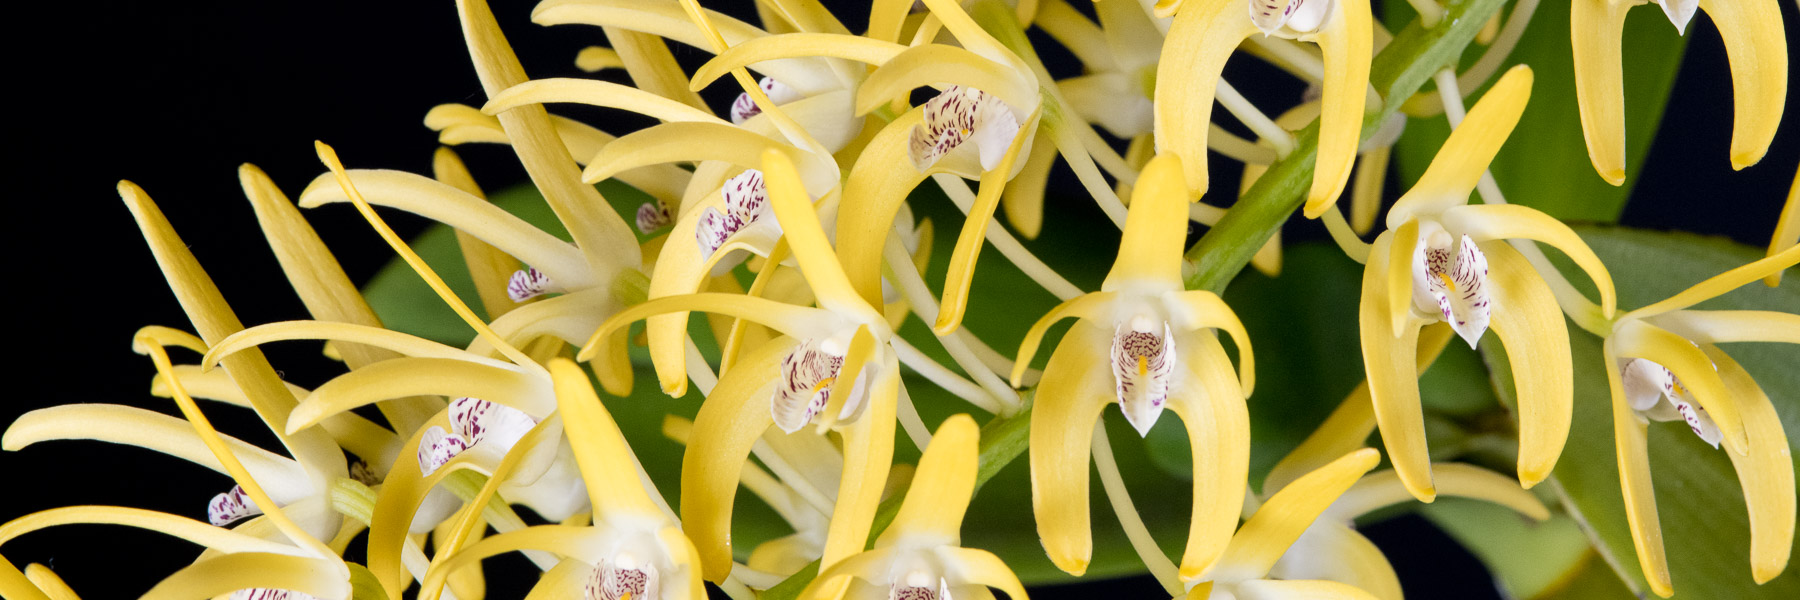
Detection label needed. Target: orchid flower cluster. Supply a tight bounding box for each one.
[6,1,1799,599]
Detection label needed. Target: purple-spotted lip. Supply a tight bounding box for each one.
[417,397,541,476]
[770,339,848,434]
[230,590,318,600]
[907,86,1022,173]
[695,169,775,260]
[209,485,262,526]
[587,557,659,600]
[730,77,805,124]
[1410,231,1491,348]
[1111,320,1177,436]
[508,267,556,303]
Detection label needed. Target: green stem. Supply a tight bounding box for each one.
[1185,0,1511,293]
[759,401,1033,600]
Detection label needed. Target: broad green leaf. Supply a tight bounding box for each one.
[1385,0,1688,223]
[1421,498,1595,599]
[1485,226,1800,597]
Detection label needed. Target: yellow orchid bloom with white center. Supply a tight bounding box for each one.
[1181,449,1383,599]
[1154,0,1372,217]
[796,414,1030,600]
[1361,66,1617,502]
[1598,246,1798,597]
[427,360,706,600]
[1012,154,1254,581]
[580,149,902,583]
[1572,0,1787,185]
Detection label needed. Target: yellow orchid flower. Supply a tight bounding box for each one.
[1013,153,1254,581]
[1154,0,1373,217]
[1598,246,1799,597]
[1182,449,1383,599]
[796,414,1030,600]
[426,359,706,600]
[1572,0,1788,185]
[580,149,902,583]
[1361,65,1617,502]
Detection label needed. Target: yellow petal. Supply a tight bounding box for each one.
[820,357,899,573]
[1389,66,1534,223]
[1003,132,1058,239]
[22,565,78,600]
[1480,241,1573,488]
[1612,320,1749,454]
[1441,204,1618,317]
[836,109,930,306]
[1768,165,1800,286]
[426,103,696,203]
[1570,0,1631,185]
[205,320,511,370]
[918,0,1033,72]
[601,26,710,110]
[1211,449,1381,582]
[1011,291,1119,387]
[1102,153,1191,290]
[682,339,790,582]
[1266,522,1401,600]
[936,108,1042,335]
[1153,0,1259,197]
[485,77,724,125]
[1170,334,1251,581]
[0,506,310,557]
[816,326,878,432]
[433,525,607,578]
[549,359,664,519]
[1601,337,1675,597]
[1698,0,1788,170]
[855,44,1039,117]
[1350,146,1389,235]
[0,561,49,600]
[433,147,521,320]
[582,121,804,185]
[1702,346,1795,583]
[578,293,827,365]
[1029,324,1116,575]
[1359,234,1435,501]
[761,149,882,318]
[1235,578,1382,600]
[457,0,643,274]
[797,547,899,600]
[291,358,550,433]
[691,33,907,89]
[880,414,980,545]
[1648,310,1800,345]
[1265,323,1454,494]
[1385,221,1419,338]
[1626,245,1800,320]
[1302,0,1374,218]
[1327,463,1549,522]
[1172,290,1256,396]
[141,554,350,600]
[937,547,1031,600]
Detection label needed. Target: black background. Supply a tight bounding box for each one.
[6,1,1797,598]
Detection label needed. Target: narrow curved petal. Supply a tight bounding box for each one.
[1481,241,1572,488]
[295,169,590,289]
[836,109,930,305]
[1265,323,1454,493]
[1612,320,1748,454]
[1647,310,1800,345]
[1389,66,1533,223]
[1002,132,1058,238]
[1268,521,1401,600]
[150,367,401,485]
[582,122,804,186]
[292,358,551,433]
[1359,235,1435,501]
[1103,154,1191,291]
[483,77,726,124]
[1768,166,1800,286]
[205,320,511,370]
[141,554,350,600]
[1440,204,1618,317]
[692,33,907,88]
[936,108,1042,335]
[549,360,663,519]
[820,358,899,572]
[1210,449,1381,582]
[918,0,1033,72]
[22,564,78,600]
[938,547,1030,600]
[1326,463,1549,522]
[1697,0,1788,170]
[425,103,694,202]
[1626,245,1800,320]
[1702,346,1795,583]
[1030,325,1116,576]
[1154,0,1259,197]
[434,525,608,578]
[1385,221,1419,338]
[0,562,48,600]
[682,338,789,582]
[578,293,827,365]
[1235,578,1381,600]
[796,547,899,600]
[1570,0,1631,185]
[761,149,882,318]
[1011,291,1120,386]
[816,325,878,432]
[1169,334,1251,581]
[1171,290,1255,395]
[855,45,1038,117]
[1302,0,1374,218]
[0,506,310,557]
[1601,337,1675,597]
[881,414,980,545]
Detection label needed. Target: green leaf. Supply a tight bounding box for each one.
[1421,498,1595,599]
[1385,1,1687,223]
[1485,226,1800,596]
